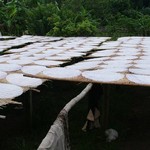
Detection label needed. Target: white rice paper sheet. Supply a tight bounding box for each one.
[103,62,132,69]
[0,64,22,72]
[142,51,150,55]
[134,64,150,69]
[126,74,150,85]
[20,51,37,56]
[124,39,142,45]
[85,57,110,62]
[58,52,85,57]
[8,48,27,53]
[42,67,81,79]
[117,51,139,56]
[118,47,140,52]
[0,83,23,99]
[134,59,150,64]
[7,59,33,65]
[117,37,131,42]
[101,65,128,72]
[0,45,10,49]
[129,68,150,76]
[71,48,92,52]
[101,41,121,47]
[80,45,97,49]
[6,73,43,87]
[42,50,64,55]
[82,70,124,82]
[5,54,20,59]
[141,45,150,49]
[0,57,9,63]
[34,60,64,66]
[104,60,132,65]
[0,71,7,79]
[19,56,43,60]
[91,50,116,57]
[118,44,137,48]
[33,54,48,57]
[140,56,150,60]
[21,65,47,75]
[28,47,46,52]
[111,56,138,60]
[66,61,100,70]
[45,56,71,61]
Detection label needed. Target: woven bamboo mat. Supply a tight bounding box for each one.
[1,36,150,106]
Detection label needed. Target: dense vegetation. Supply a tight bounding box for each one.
[0,0,150,37]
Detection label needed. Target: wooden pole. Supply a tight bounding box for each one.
[29,90,33,128]
[101,84,111,130]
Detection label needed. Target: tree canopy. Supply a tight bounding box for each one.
[0,0,150,37]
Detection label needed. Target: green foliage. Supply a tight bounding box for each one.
[26,2,59,35]
[138,15,150,35]
[0,0,27,35]
[105,12,150,37]
[142,7,150,15]
[0,0,150,37]
[83,0,110,19]
[109,0,131,13]
[47,7,99,36]
[0,2,5,28]
[24,0,99,36]
[131,0,150,9]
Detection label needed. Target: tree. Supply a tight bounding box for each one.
[131,0,150,9]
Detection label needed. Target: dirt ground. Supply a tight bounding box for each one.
[0,83,150,150]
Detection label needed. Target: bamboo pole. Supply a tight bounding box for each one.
[38,83,93,150]
[29,90,33,128]
[101,84,111,130]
